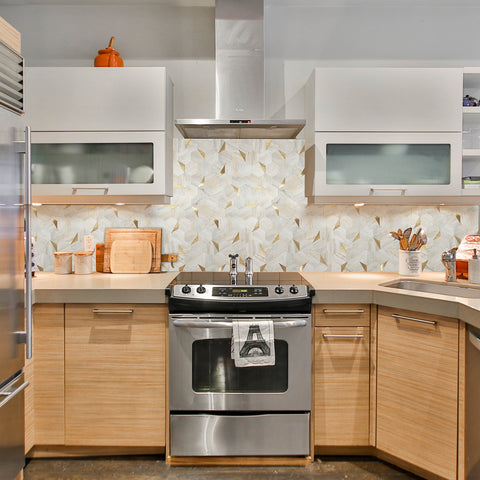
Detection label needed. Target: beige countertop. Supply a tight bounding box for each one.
[33,270,480,329]
[32,271,179,304]
[301,271,480,329]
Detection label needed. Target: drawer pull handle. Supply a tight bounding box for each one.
[92,309,134,314]
[391,314,436,325]
[323,309,365,314]
[323,334,364,339]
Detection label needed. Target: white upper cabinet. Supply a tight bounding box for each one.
[305,67,465,204]
[311,68,462,133]
[27,67,169,132]
[25,67,174,205]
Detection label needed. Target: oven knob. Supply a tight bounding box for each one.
[289,285,299,294]
[181,285,191,294]
[196,285,206,294]
[275,285,284,295]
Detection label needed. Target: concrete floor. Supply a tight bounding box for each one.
[24,456,422,480]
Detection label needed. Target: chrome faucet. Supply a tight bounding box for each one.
[229,254,239,285]
[245,257,253,285]
[442,248,457,282]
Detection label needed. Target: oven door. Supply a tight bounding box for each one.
[169,313,311,412]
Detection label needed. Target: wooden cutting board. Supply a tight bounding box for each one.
[103,228,162,273]
[110,239,153,274]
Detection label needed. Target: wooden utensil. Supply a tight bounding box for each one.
[110,239,153,274]
[96,244,105,272]
[104,228,162,273]
[400,237,408,250]
[408,233,417,251]
[403,227,412,241]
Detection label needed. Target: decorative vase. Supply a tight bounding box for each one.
[94,36,124,67]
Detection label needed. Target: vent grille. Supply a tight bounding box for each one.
[0,39,23,114]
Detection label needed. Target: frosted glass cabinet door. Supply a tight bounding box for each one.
[310,132,462,197]
[31,131,171,204]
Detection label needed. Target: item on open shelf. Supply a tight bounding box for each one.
[463,94,479,106]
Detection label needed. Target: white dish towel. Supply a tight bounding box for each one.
[231,320,275,368]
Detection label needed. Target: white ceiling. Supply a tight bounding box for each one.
[0,0,214,5]
[1,0,480,5]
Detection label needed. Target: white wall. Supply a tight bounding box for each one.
[264,3,480,117]
[1,4,216,118]
[3,2,480,118]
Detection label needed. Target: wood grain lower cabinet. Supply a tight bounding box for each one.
[30,304,65,446]
[376,306,459,480]
[314,304,371,447]
[65,304,167,447]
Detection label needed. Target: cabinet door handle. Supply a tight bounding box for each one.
[92,309,134,314]
[369,187,406,195]
[72,187,109,195]
[323,309,365,314]
[322,334,364,338]
[391,313,436,325]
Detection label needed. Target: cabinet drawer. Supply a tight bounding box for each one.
[314,304,370,327]
[314,327,370,446]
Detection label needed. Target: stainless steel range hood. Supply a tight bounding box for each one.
[175,0,305,139]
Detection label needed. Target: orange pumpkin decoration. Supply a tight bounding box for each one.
[94,37,124,67]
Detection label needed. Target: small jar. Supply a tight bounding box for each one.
[74,251,93,275]
[53,252,73,274]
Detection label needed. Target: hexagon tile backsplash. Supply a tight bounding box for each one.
[32,139,479,273]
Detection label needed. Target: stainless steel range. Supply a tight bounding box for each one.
[168,283,313,457]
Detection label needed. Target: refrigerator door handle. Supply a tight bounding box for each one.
[25,126,32,359]
[24,126,32,359]
[0,381,29,409]
[15,127,33,359]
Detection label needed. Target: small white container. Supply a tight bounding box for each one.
[74,251,93,275]
[398,250,421,276]
[468,249,480,284]
[53,252,73,274]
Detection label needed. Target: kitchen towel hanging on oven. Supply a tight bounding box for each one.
[231,320,275,367]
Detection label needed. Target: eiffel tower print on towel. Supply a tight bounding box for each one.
[240,324,271,357]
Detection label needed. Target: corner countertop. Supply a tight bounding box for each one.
[32,271,179,304]
[301,271,480,330]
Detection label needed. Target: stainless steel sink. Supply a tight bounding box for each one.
[380,279,480,299]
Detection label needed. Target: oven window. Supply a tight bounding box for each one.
[192,339,288,393]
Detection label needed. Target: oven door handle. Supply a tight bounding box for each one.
[172,319,308,329]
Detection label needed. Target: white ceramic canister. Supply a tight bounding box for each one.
[53,251,73,274]
[74,251,93,275]
[398,250,421,276]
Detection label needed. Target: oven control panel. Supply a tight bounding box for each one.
[169,284,310,301]
[212,286,268,297]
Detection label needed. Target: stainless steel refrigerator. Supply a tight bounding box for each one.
[0,38,32,480]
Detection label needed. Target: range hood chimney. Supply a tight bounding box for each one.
[175,0,305,140]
